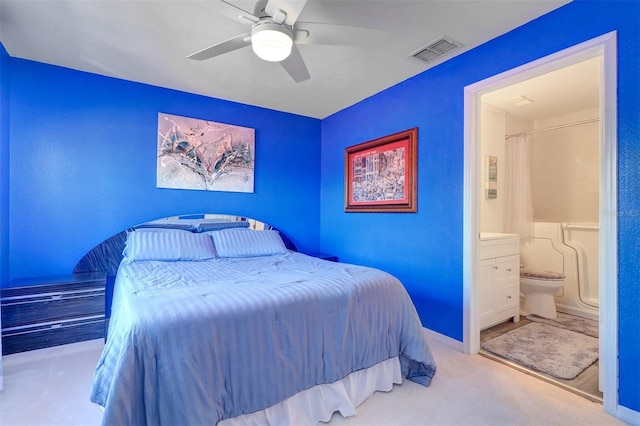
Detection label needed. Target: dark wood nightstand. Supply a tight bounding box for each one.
[306,253,339,262]
[1,272,107,355]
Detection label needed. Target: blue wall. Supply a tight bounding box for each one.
[0,44,9,284]
[320,0,639,412]
[6,59,321,280]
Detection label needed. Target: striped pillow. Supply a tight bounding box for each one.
[209,229,288,258]
[123,230,217,262]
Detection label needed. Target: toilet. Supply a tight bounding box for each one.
[520,267,565,319]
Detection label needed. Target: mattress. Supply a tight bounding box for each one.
[90,251,436,425]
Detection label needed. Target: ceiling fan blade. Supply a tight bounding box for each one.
[188,33,251,60]
[294,22,387,46]
[203,0,259,24]
[265,0,308,25]
[280,44,310,83]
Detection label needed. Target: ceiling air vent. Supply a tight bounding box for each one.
[409,36,462,64]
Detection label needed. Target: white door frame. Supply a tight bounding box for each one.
[462,32,618,415]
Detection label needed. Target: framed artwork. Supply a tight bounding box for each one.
[157,112,255,193]
[485,156,497,199]
[344,128,418,213]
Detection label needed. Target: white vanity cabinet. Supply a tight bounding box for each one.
[479,233,520,330]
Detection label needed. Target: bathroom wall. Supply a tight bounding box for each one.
[480,107,534,233]
[531,108,599,222]
[505,114,534,137]
[482,107,598,229]
[480,104,506,232]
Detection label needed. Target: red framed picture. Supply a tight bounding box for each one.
[344,128,417,213]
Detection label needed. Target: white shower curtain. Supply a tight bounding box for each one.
[504,133,534,242]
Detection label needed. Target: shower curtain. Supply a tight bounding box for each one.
[504,133,534,242]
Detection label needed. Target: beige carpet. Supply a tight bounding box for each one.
[0,336,623,426]
[481,322,599,380]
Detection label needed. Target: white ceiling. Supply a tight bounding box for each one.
[481,56,600,122]
[0,0,570,119]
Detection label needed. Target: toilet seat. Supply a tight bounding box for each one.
[520,268,565,281]
[520,268,565,319]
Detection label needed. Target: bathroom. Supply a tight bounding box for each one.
[478,56,601,398]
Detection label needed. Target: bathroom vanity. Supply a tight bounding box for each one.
[479,233,520,330]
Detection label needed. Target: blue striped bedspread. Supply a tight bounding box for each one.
[90,252,436,425]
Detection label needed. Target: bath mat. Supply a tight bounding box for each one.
[481,322,599,380]
[527,312,599,338]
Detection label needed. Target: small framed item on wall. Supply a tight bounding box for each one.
[485,155,497,199]
[344,128,417,213]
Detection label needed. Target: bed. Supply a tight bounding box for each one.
[80,214,436,425]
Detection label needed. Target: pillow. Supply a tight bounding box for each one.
[123,230,216,262]
[209,229,288,258]
[195,220,250,233]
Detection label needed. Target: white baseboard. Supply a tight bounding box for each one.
[423,327,464,352]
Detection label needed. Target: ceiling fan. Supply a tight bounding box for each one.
[187,0,384,83]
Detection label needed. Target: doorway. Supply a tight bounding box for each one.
[462,32,618,414]
[479,55,601,399]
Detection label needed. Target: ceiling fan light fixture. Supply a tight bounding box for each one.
[251,21,293,62]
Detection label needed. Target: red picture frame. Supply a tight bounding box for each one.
[345,128,418,213]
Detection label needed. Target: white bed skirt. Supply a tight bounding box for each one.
[221,357,403,425]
